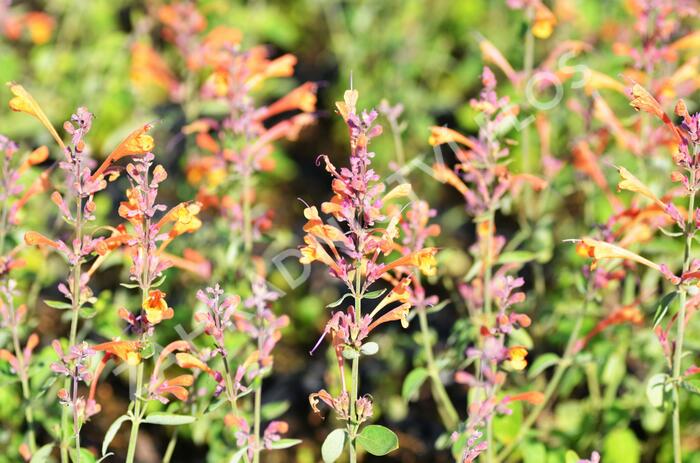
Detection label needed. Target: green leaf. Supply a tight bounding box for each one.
[680,380,700,395]
[497,250,537,264]
[603,428,640,463]
[360,342,379,356]
[261,400,290,420]
[326,293,353,308]
[120,282,141,289]
[564,450,581,463]
[653,291,677,328]
[357,425,399,456]
[402,367,429,401]
[646,373,670,408]
[80,305,98,319]
[523,442,547,463]
[103,415,130,455]
[230,446,248,463]
[30,444,54,463]
[268,438,302,449]
[528,353,560,379]
[364,288,387,299]
[321,428,346,463]
[143,413,195,426]
[342,347,359,360]
[44,300,72,310]
[70,448,96,463]
[426,300,449,315]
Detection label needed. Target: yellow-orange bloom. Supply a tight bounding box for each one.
[24,231,62,250]
[616,166,665,208]
[92,123,155,180]
[23,12,54,45]
[428,126,477,150]
[505,391,545,405]
[508,346,528,370]
[264,82,318,117]
[18,145,49,174]
[577,237,660,272]
[7,83,65,151]
[479,38,519,85]
[93,340,142,366]
[433,163,469,196]
[142,289,174,325]
[532,2,556,39]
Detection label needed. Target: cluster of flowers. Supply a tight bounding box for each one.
[429,68,545,462]
[299,88,438,461]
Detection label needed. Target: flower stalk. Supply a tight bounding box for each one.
[672,166,696,463]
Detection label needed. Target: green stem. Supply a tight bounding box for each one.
[417,306,459,429]
[162,429,178,463]
[9,301,37,452]
[519,4,536,224]
[242,169,253,255]
[496,274,594,463]
[483,207,495,318]
[672,170,696,463]
[222,351,251,463]
[125,362,144,463]
[252,377,262,463]
[389,119,406,166]
[348,267,362,463]
[62,191,83,463]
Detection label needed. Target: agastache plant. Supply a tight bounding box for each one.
[191,278,293,463]
[299,88,437,462]
[0,133,49,456]
[575,86,700,463]
[97,147,203,463]
[10,88,113,462]
[133,3,317,277]
[429,68,545,462]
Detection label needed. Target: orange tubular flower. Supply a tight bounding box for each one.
[428,126,478,150]
[17,145,49,174]
[478,38,519,85]
[23,12,54,45]
[24,230,62,250]
[508,346,529,371]
[575,303,644,352]
[130,43,178,96]
[368,302,412,331]
[159,249,212,279]
[432,163,469,196]
[261,82,319,119]
[142,289,174,325]
[158,202,203,238]
[629,84,683,142]
[616,166,665,208]
[176,352,218,379]
[7,83,66,151]
[504,391,545,405]
[299,234,343,275]
[91,123,155,180]
[379,248,438,278]
[532,1,556,39]
[93,340,142,366]
[576,237,660,272]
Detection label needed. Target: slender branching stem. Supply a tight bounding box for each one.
[62,185,84,463]
[9,298,37,452]
[672,167,696,463]
[496,274,595,463]
[252,344,263,463]
[162,429,178,463]
[348,266,362,463]
[125,361,145,463]
[417,305,459,429]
